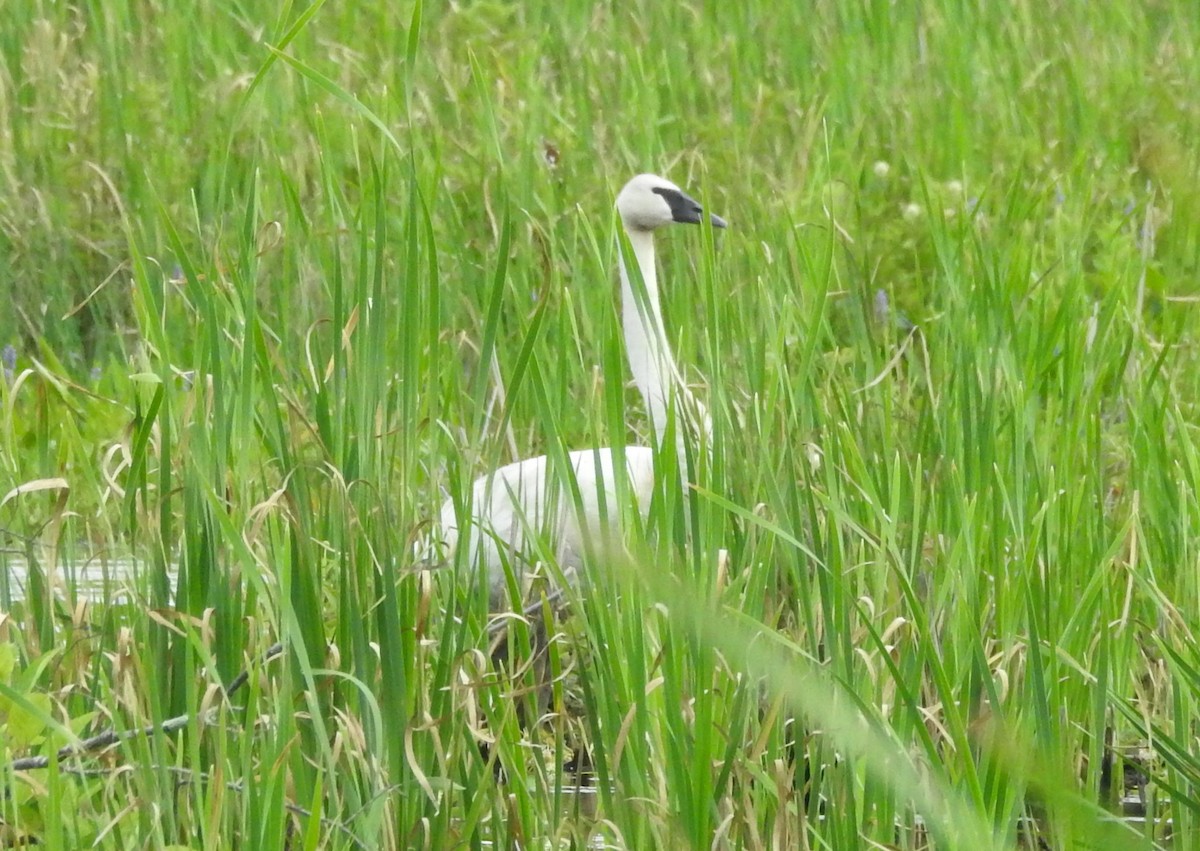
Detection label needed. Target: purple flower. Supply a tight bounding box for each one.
[873,289,915,332]
[873,289,890,325]
[1,344,15,371]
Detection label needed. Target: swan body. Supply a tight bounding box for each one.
[440,174,725,606]
[439,446,655,605]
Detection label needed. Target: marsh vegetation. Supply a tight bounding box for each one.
[2,1,1200,848]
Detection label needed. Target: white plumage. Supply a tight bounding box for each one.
[440,173,726,606]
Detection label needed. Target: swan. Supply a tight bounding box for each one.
[439,173,726,609]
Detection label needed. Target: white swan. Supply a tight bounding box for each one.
[440,173,726,607]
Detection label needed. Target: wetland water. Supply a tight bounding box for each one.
[1,553,177,605]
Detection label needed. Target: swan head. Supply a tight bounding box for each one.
[617,174,727,233]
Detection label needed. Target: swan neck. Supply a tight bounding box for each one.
[620,227,678,447]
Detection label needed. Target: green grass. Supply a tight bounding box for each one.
[2,0,1200,847]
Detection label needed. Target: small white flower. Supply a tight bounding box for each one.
[873,160,891,178]
[901,203,922,222]
[945,179,964,196]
